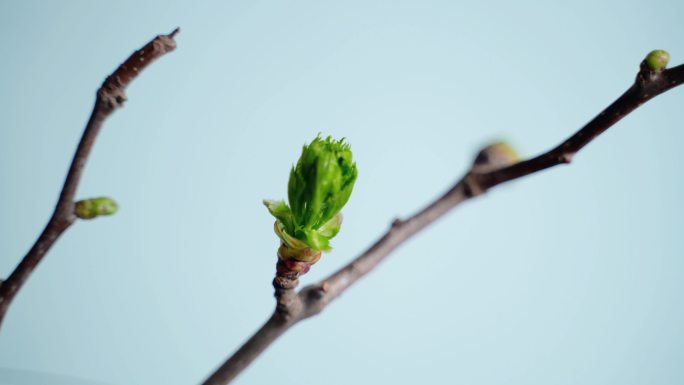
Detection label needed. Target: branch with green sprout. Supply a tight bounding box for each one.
[201,50,684,385]
[264,135,357,315]
[0,30,681,385]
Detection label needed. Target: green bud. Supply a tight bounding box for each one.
[265,135,358,252]
[644,50,670,71]
[75,197,119,219]
[472,141,519,172]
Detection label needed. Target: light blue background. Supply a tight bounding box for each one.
[1,1,683,384]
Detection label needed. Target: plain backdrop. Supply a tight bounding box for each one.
[1,1,683,384]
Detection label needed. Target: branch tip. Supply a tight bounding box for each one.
[644,49,670,72]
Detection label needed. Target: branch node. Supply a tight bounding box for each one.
[96,28,179,110]
[298,284,328,319]
[273,275,300,318]
[309,287,326,301]
[97,88,128,110]
[637,61,665,87]
[559,152,574,164]
[273,276,298,290]
[391,218,404,230]
[462,173,485,198]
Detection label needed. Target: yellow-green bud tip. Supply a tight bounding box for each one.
[645,50,670,72]
[473,141,519,171]
[75,197,119,220]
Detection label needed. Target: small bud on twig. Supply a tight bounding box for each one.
[74,197,119,219]
[644,50,670,72]
[472,141,519,173]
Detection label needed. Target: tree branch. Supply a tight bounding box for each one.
[201,58,684,384]
[0,28,180,330]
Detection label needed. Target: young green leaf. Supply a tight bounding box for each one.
[265,135,357,252]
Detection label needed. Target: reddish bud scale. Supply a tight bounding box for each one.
[276,244,321,279]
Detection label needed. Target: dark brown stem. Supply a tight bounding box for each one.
[0,28,179,330]
[202,314,293,385]
[477,63,684,189]
[201,60,684,385]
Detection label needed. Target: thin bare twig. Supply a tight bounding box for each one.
[0,28,180,330]
[201,59,684,385]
